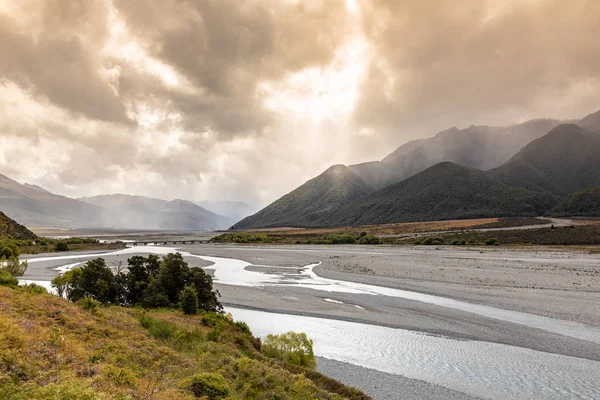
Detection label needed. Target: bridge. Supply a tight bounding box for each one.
[130,240,210,247]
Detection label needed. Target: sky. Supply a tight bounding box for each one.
[1,0,599,207]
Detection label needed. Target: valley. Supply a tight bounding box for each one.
[18,241,600,399]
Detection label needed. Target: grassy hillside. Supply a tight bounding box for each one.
[0,212,36,240]
[488,124,600,196]
[321,162,557,227]
[233,165,373,229]
[0,286,368,399]
[552,187,600,217]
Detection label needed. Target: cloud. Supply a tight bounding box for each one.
[354,0,600,140]
[0,0,599,209]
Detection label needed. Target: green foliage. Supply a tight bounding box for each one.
[0,211,37,241]
[212,231,283,243]
[0,269,18,286]
[422,237,443,245]
[451,239,467,245]
[359,235,381,244]
[24,283,48,295]
[2,256,28,276]
[485,238,500,246]
[188,373,229,399]
[262,331,316,369]
[80,296,100,314]
[56,253,223,314]
[54,241,69,252]
[0,287,368,399]
[552,187,600,217]
[179,285,198,315]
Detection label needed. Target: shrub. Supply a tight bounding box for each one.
[188,373,229,399]
[261,331,316,369]
[234,321,251,335]
[0,246,14,259]
[80,296,100,314]
[179,285,198,315]
[359,235,381,244]
[0,269,18,286]
[25,283,48,294]
[3,257,28,276]
[422,237,443,245]
[485,238,500,246]
[54,242,69,252]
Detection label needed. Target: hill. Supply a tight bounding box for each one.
[0,286,367,399]
[321,162,557,227]
[80,194,230,230]
[233,165,373,229]
[551,187,600,217]
[0,173,107,228]
[488,124,600,196]
[0,211,36,240]
[349,118,565,190]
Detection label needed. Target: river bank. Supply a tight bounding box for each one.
[19,243,600,399]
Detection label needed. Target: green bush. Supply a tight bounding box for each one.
[3,257,28,276]
[188,373,229,399]
[179,285,198,315]
[359,235,381,244]
[422,237,443,245]
[261,331,316,368]
[24,283,48,295]
[485,238,500,246]
[0,269,18,286]
[54,242,69,252]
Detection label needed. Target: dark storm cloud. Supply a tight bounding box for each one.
[113,0,350,136]
[0,0,133,125]
[355,0,600,138]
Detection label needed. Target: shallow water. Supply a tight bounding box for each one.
[24,245,600,344]
[22,246,600,398]
[229,307,600,400]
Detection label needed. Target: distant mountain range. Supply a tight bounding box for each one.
[0,174,254,230]
[79,194,232,231]
[234,109,600,229]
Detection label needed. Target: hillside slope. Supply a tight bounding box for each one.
[0,211,37,240]
[551,187,600,217]
[80,194,230,230]
[0,286,367,399]
[233,165,373,229]
[349,119,565,190]
[324,162,558,227]
[0,174,106,228]
[488,124,600,196]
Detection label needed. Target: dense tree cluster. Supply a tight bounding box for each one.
[51,253,222,313]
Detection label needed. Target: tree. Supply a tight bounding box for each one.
[152,253,189,305]
[187,268,222,313]
[79,258,116,303]
[261,331,316,368]
[179,285,198,315]
[125,256,150,304]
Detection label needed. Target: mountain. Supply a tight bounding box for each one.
[232,165,373,229]
[0,211,37,240]
[349,119,565,190]
[197,200,258,223]
[319,162,558,227]
[80,194,228,230]
[0,173,107,227]
[488,124,600,196]
[580,109,600,132]
[551,187,600,217]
